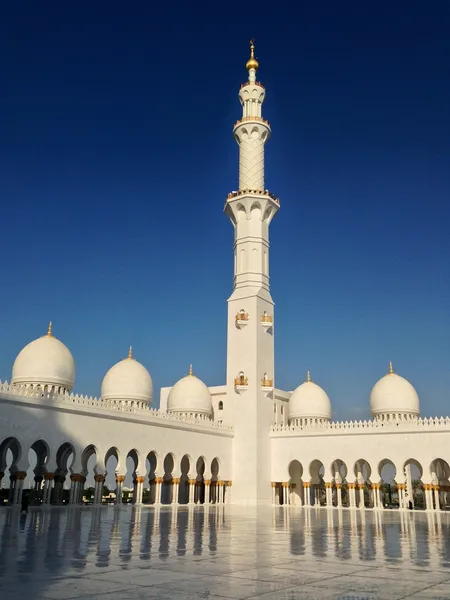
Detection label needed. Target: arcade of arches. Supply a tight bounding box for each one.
[273,458,450,511]
[0,437,231,506]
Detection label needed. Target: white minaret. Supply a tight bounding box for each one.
[225,41,279,505]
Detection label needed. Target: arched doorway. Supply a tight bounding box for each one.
[288,460,303,506]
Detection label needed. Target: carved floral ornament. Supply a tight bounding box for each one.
[261,312,273,323]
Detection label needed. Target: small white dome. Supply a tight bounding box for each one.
[289,371,331,421]
[12,323,75,392]
[370,363,419,417]
[101,347,153,404]
[167,366,211,415]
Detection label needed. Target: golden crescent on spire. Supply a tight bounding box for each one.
[188,364,193,376]
[306,369,311,383]
[46,321,53,337]
[246,38,259,72]
[128,346,133,359]
[389,361,393,375]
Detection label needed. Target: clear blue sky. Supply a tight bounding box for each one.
[1,2,449,419]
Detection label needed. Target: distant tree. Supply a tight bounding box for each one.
[102,485,110,498]
[84,487,94,502]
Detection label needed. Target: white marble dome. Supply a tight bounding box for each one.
[370,363,419,418]
[167,366,212,415]
[101,347,153,404]
[12,322,75,392]
[289,371,331,421]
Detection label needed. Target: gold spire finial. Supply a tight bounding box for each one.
[46,321,53,337]
[188,364,193,376]
[306,369,311,383]
[389,361,393,375]
[246,39,259,72]
[128,346,133,359]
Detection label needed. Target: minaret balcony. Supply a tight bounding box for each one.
[235,311,249,329]
[225,189,280,206]
[261,375,273,392]
[234,373,248,393]
[261,313,273,329]
[233,116,270,129]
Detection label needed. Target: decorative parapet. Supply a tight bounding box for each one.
[270,415,450,436]
[226,189,280,206]
[0,380,234,433]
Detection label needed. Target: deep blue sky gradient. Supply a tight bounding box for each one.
[1,2,449,419]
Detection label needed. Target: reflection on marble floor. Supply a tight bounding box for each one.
[1,506,450,599]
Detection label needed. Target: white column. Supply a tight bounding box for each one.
[133,477,144,505]
[433,486,440,511]
[325,483,333,507]
[303,483,311,506]
[94,475,105,505]
[115,475,125,505]
[358,484,365,508]
[217,481,224,504]
[12,472,26,505]
[155,477,162,504]
[226,481,232,504]
[43,474,54,504]
[271,482,276,504]
[336,484,342,508]
[172,478,180,505]
[188,479,195,504]
[205,480,211,504]
[348,485,356,508]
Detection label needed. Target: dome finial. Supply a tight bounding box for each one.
[389,361,394,375]
[188,363,193,376]
[128,345,133,359]
[46,321,53,337]
[306,369,311,382]
[246,39,259,73]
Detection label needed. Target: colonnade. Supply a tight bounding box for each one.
[272,479,450,511]
[0,469,232,507]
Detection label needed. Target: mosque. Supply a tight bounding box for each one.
[0,43,449,511]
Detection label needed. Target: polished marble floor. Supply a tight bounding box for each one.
[0,506,450,599]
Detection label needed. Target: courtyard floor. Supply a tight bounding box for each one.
[0,505,449,599]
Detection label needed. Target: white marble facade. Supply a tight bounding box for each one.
[1,43,449,509]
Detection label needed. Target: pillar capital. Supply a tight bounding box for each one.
[135,476,145,484]
[44,472,55,480]
[218,480,225,485]
[271,481,277,488]
[397,483,406,490]
[155,477,163,484]
[303,481,311,488]
[347,483,356,489]
[70,473,86,483]
[94,474,106,483]
[324,482,333,488]
[115,475,126,483]
[172,478,180,484]
[226,481,232,487]
[204,479,211,485]
[188,479,196,485]
[14,471,27,480]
